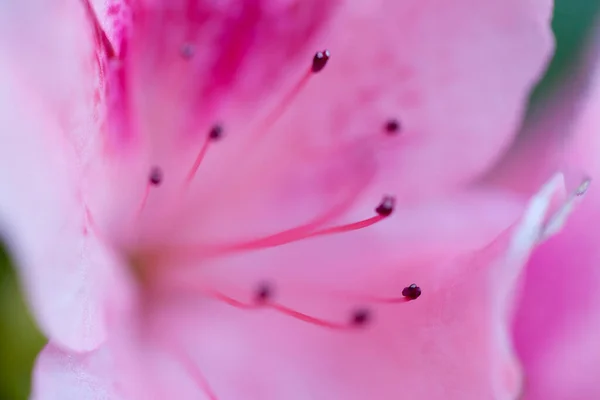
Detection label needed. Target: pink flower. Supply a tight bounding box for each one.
[489,32,600,399]
[0,0,560,398]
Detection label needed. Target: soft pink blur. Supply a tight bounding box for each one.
[0,0,565,399]
[488,29,600,400]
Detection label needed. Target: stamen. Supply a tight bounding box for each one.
[350,308,372,327]
[198,195,395,256]
[575,177,591,196]
[335,283,422,304]
[180,43,195,60]
[539,177,592,241]
[401,284,422,300]
[186,124,223,184]
[254,281,274,304]
[251,50,330,142]
[384,118,401,134]
[167,170,375,259]
[375,195,395,217]
[138,166,163,216]
[208,289,369,330]
[211,291,261,310]
[311,50,331,73]
[209,124,224,140]
[149,166,163,186]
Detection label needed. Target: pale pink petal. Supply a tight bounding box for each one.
[0,1,131,351]
[514,193,600,400]
[102,0,553,199]
[161,187,526,294]
[32,343,129,400]
[144,175,561,400]
[32,176,564,399]
[82,0,555,252]
[503,36,600,400]
[272,0,555,199]
[76,0,556,258]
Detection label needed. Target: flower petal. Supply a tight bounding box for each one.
[150,175,560,400]
[32,343,128,400]
[88,0,130,57]
[86,0,554,248]
[163,186,526,292]
[506,34,600,400]
[272,0,555,198]
[107,0,553,200]
[33,176,563,399]
[0,1,131,351]
[514,193,600,400]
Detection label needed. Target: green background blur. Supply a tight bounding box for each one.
[1,1,600,399]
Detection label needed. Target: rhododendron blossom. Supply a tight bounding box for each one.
[0,0,569,399]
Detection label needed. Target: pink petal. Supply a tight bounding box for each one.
[88,0,130,57]
[514,191,600,400]
[88,0,555,251]
[161,187,526,294]
[32,342,130,400]
[32,176,564,399]
[104,0,553,200]
[271,0,555,198]
[503,36,600,400]
[0,1,131,351]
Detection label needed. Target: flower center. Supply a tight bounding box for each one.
[116,48,422,328]
[88,21,421,393]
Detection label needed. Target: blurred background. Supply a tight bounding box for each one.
[1,1,600,399]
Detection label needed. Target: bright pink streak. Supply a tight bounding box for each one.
[186,136,212,184]
[209,291,350,330]
[253,69,312,141]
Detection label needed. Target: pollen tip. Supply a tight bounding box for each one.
[311,49,331,73]
[375,195,396,217]
[149,166,163,186]
[575,177,591,197]
[402,283,421,300]
[180,43,195,59]
[385,118,401,134]
[350,308,372,327]
[254,282,274,304]
[209,124,224,140]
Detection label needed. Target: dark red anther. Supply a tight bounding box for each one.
[149,166,163,186]
[375,196,396,217]
[402,284,421,300]
[385,118,401,134]
[254,282,273,304]
[311,50,331,73]
[350,308,371,327]
[180,43,195,60]
[209,124,224,140]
